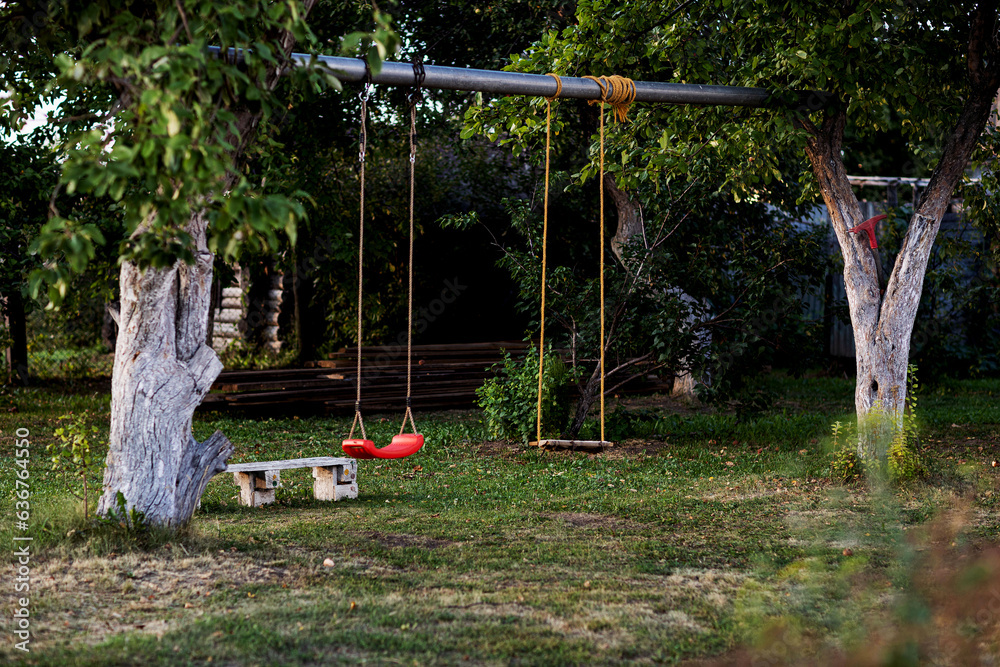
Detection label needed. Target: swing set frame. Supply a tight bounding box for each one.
[244,47,827,456]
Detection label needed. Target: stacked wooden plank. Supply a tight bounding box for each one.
[199,341,530,414]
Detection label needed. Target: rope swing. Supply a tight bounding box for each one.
[535,73,561,444]
[341,64,426,461]
[345,76,371,446]
[532,72,634,451]
[397,61,425,445]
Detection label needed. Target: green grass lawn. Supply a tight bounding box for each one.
[1,373,998,665]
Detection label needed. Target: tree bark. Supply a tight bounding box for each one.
[607,173,645,266]
[102,299,119,352]
[565,363,602,439]
[98,211,233,525]
[803,3,1000,457]
[98,3,318,525]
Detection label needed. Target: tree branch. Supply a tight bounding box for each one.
[604,361,668,397]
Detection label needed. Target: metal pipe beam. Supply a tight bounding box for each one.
[303,53,780,107]
[210,47,827,109]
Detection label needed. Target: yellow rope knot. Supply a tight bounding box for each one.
[544,73,563,101]
[583,74,636,122]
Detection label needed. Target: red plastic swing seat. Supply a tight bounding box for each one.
[341,433,424,460]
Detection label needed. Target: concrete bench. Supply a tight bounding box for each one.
[227,457,358,507]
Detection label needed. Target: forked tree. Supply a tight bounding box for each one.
[800,2,1000,452]
[471,0,1000,455]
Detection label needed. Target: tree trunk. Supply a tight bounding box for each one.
[292,251,322,363]
[98,5,317,525]
[102,299,119,352]
[803,7,1000,457]
[565,363,602,439]
[607,173,645,265]
[3,291,29,386]
[98,212,233,525]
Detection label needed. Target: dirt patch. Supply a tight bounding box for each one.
[600,439,674,459]
[439,568,746,652]
[475,440,526,459]
[701,487,794,502]
[360,531,454,550]
[541,511,650,532]
[547,512,620,529]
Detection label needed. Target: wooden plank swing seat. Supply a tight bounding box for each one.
[530,439,613,453]
[227,456,358,507]
[530,77,621,457]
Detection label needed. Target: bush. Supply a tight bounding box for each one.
[889,364,926,483]
[29,346,114,381]
[888,438,925,484]
[476,344,573,442]
[830,446,864,484]
[827,363,926,485]
[828,420,859,482]
[216,340,296,370]
[49,412,102,520]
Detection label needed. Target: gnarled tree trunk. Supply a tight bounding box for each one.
[98,213,232,524]
[803,3,999,457]
[98,6,317,525]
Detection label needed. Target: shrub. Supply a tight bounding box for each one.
[476,344,573,442]
[889,364,926,483]
[828,364,926,485]
[828,420,861,483]
[830,445,864,484]
[217,340,296,370]
[888,437,925,484]
[48,412,102,520]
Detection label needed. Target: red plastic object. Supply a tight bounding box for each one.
[342,438,378,460]
[848,214,887,249]
[341,434,424,460]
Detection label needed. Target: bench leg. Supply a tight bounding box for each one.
[233,470,279,507]
[312,462,358,501]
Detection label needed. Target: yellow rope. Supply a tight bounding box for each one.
[582,74,636,122]
[546,72,563,99]
[582,74,633,443]
[536,74,561,443]
[597,99,606,443]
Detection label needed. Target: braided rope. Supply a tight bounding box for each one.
[349,86,370,441]
[546,72,563,100]
[597,100,606,443]
[535,73,562,442]
[583,74,636,122]
[581,74,633,443]
[401,97,418,437]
